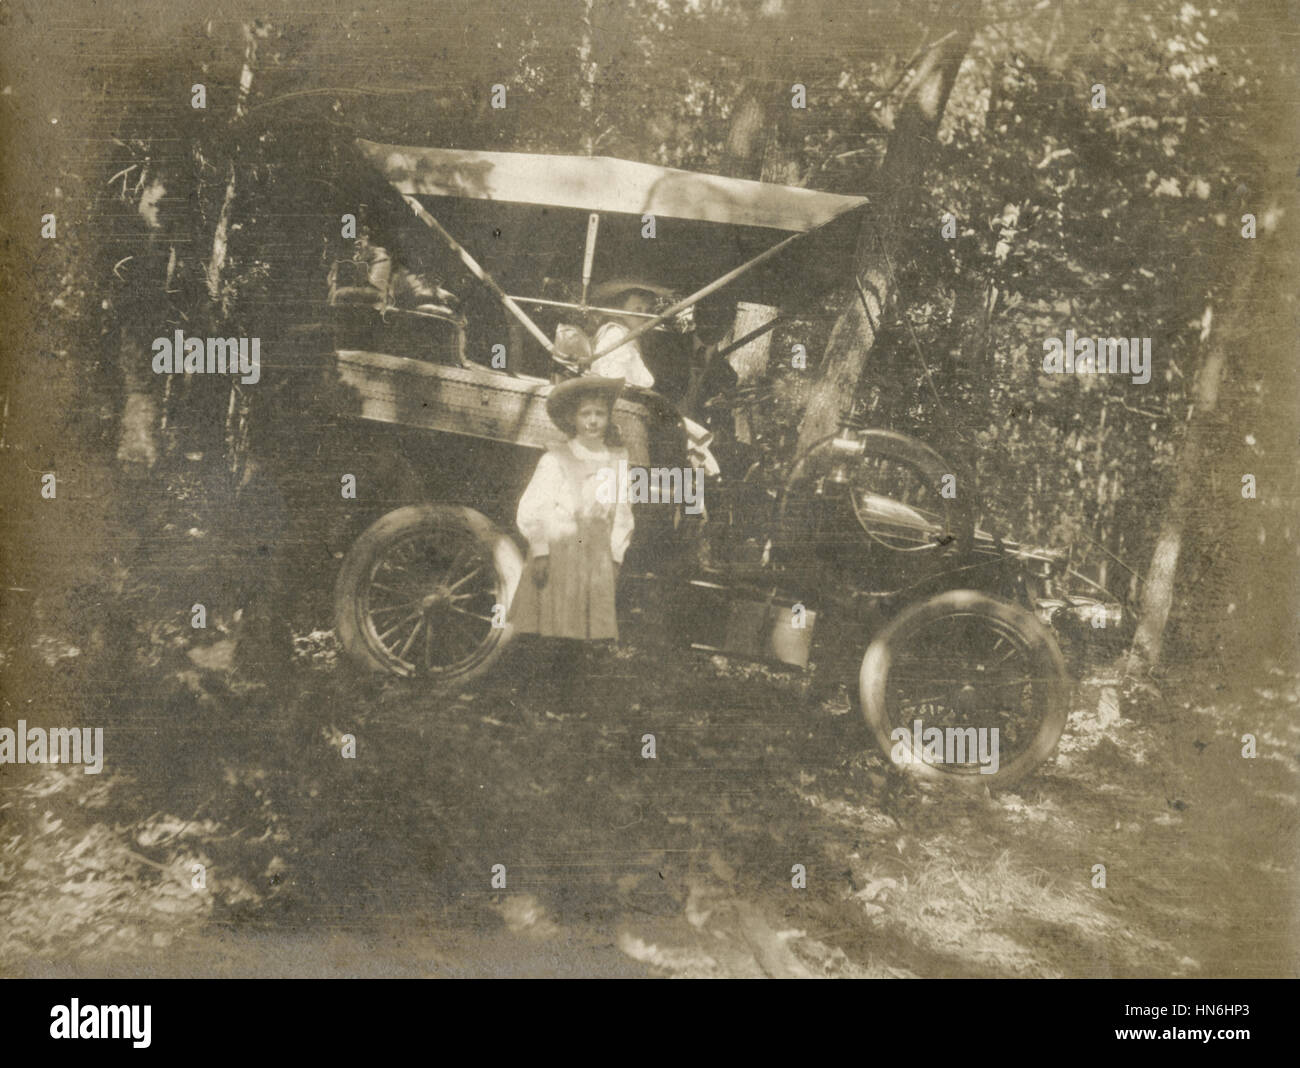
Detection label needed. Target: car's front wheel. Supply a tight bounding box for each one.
[859,590,1070,789]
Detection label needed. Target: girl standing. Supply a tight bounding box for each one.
[508,376,632,642]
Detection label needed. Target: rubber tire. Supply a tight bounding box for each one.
[780,430,978,595]
[859,590,1069,790]
[334,504,523,687]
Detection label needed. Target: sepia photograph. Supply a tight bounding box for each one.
[0,0,1296,990]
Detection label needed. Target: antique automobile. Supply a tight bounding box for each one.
[268,138,1121,790]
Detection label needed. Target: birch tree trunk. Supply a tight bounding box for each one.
[206,22,261,311]
[578,0,597,156]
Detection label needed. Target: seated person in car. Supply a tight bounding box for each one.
[586,282,664,389]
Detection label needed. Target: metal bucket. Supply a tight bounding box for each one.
[684,581,816,669]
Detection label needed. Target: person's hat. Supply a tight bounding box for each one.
[590,279,672,304]
[545,375,624,430]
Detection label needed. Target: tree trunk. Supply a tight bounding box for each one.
[718,0,786,178]
[169,22,263,458]
[578,0,597,156]
[114,180,174,469]
[794,12,976,453]
[1124,303,1229,679]
[1123,191,1281,683]
[1121,175,1285,683]
[720,93,768,179]
[729,116,798,387]
[718,0,790,389]
[206,23,260,310]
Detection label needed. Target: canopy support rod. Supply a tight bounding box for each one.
[587,200,863,360]
[401,194,559,357]
[580,212,600,308]
[513,295,658,319]
[715,315,780,360]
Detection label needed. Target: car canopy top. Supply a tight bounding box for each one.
[355,138,867,233]
[354,138,871,364]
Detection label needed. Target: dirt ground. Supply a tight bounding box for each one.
[1,461,1297,979]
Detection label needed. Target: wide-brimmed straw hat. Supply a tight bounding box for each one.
[590,279,672,304]
[545,375,624,431]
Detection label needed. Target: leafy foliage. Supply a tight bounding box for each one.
[6,0,1296,669]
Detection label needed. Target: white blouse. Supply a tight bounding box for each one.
[516,440,636,563]
[588,322,656,389]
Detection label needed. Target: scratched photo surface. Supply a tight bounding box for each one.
[1,0,1296,979]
